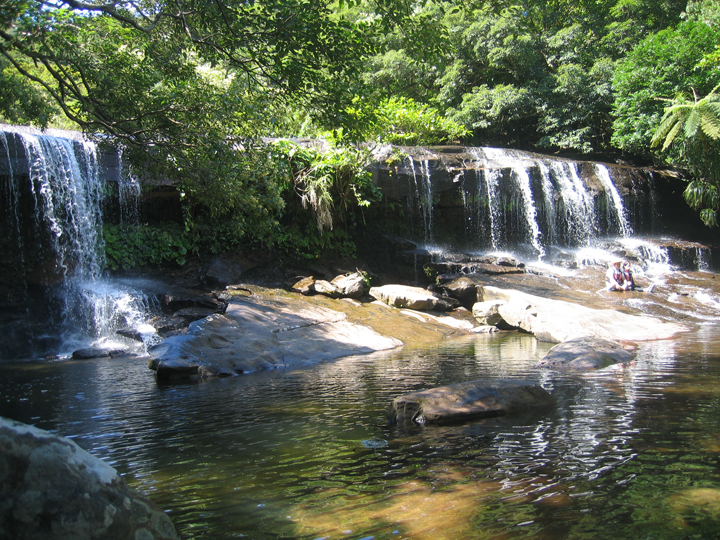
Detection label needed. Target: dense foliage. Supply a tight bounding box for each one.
[2,0,720,261]
[103,223,190,269]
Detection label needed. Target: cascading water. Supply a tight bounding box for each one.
[0,126,158,360]
[399,146,711,274]
[406,155,434,244]
[117,145,142,224]
[460,148,603,256]
[594,163,632,238]
[481,148,545,258]
[536,160,558,247]
[471,150,503,250]
[543,158,596,246]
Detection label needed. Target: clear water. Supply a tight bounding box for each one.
[4,327,720,540]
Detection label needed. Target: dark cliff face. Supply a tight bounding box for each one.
[366,145,708,253]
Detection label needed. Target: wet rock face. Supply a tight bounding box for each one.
[388,380,556,425]
[0,417,179,540]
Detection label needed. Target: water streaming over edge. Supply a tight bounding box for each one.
[0,127,159,359]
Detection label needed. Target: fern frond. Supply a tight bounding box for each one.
[661,121,683,151]
[697,101,720,140]
[700,110,720,140]
[652,109,682,148]
[685,109,701,138]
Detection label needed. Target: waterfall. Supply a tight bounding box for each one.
[117,145,142,225]
[482,148,545,258]
[536,160,558,247]
[544,158,596,246]
[594,163,632,238]
[407,156,434,245]
[0,127,157,360]
[456,148,638,258]
[18,132,105,282]
[482,168,501,250]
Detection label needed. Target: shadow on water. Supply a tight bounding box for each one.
[4,327,720,539]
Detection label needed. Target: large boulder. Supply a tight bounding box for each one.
[369,285,458,311]
[312,279,341,298]
[437,276,480,308]
[537,337,635,370]
[291,276,316,295]
[291,272,367,299]
[475,286,688,343]
[471,300,508,327]
[388,380,556,425]
[331,272,367,298]
[0,417,179,540]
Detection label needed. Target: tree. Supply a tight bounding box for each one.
[611,21,720,157]
[651,85,720,226]
[425,0,686,152]
[0,1,380,145]
[0,0,413,254]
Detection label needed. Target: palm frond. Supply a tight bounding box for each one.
[651,106,687,148]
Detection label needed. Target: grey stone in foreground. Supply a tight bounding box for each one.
[388,380,556,425]
[331,271,367,298]
[0,417,179,540]
[537,337,635,370]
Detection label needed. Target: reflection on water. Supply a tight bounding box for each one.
[4,329,720,539]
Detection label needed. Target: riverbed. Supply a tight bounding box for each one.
[3,321,720,539]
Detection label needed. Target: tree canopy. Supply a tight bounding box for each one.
[2,0,720,253]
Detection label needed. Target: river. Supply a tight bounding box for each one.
[3,318,720,539]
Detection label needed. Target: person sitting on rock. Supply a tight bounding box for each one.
[606,260,625,291]
[621,261,635,291]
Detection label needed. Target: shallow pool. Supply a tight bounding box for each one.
[3,328,720,539]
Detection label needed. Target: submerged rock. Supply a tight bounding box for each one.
[0,417,179,540]
[71,347,125,360]
[388,380,556,425]
[537,337,635,370]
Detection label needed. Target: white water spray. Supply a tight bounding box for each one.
[1,127,157,359]
[478,148,545,258]
[594,163,632,238]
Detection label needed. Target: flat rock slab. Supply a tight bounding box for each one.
[369,285,457,311]
[479,286,688,343]
[388,380,556,425]
[537,337,636,370]
[148,290,403,380]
